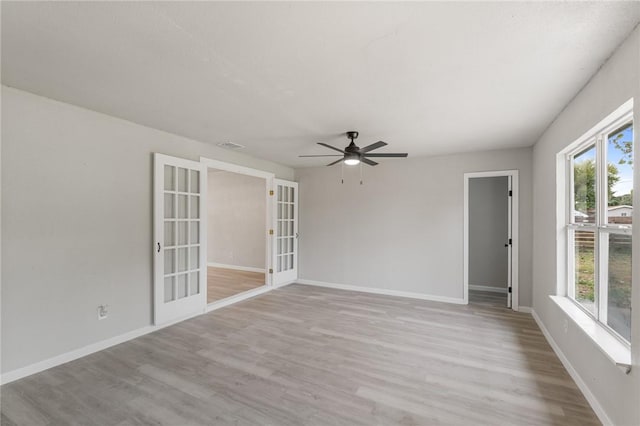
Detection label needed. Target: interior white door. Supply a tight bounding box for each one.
[272,179,298,286]
[506,175,513,308]
[154,153,207,325]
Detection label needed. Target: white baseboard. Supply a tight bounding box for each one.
[531,309,612,426]
[0,324,155,385]
[1,278,297,386]
[517,306,532,314]
[469,284,508,294]
[207,262,265,274]
[297,279,466,305]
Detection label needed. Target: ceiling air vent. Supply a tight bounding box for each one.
[217,142,245,150]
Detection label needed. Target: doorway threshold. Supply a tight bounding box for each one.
[206,285,272,313]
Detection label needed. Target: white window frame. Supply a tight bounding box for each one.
[564,104,633,346]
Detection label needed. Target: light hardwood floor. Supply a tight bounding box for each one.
[207,266,265,304]
[1,285,599,426]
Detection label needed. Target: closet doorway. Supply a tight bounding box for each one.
[463,170,519,310]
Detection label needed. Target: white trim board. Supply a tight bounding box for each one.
[199,156,275,180]
[296,279,466,305]
[469,285,508,294]
[531,309,613,426]
[1,282,286,386]
[0,308,201,385]
[207,262,266,274]
[517,306,532,314]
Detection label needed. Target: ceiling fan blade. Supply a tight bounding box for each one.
[363,153,408,158]
[361,157,378,166]
[318,142,346,154]
[299,155,343,157]
[359,141,387,153]
[326,158,344,166]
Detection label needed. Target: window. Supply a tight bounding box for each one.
[567,108,633,344]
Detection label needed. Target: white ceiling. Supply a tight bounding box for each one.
[3,2,639,168]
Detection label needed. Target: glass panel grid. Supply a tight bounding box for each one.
[162,162,203,311]
[566,118,633,343]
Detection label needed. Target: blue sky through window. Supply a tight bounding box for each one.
[608,124,633,197]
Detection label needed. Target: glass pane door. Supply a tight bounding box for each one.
[154,154,206,324]
[273,179,298,286]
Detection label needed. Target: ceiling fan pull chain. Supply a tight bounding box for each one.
[360,162,363,185]
[341,161,344,184]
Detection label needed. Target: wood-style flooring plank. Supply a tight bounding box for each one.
[1,287,600,425]
[207,267,265,303]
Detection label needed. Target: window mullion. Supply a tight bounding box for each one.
[595,134,608,322]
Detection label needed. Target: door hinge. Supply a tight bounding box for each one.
[268,268,273,274]
[509,238,512,245]
[508,190,513,196]
[508,287,512,293]
[269,229,274,235]
[269,190,274,196]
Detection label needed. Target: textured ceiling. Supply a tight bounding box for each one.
[3,2,639,167]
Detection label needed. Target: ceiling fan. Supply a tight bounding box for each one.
[299,131,408,166]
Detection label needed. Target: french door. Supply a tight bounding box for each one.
[154,154,207,325]
[272,179,298,286]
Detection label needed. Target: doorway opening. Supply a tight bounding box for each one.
[464,170,519,310]
[154,154,299,325]
[207,168,268,304]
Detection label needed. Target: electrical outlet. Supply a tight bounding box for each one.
[97,304,108,320]
[563,318,568,334]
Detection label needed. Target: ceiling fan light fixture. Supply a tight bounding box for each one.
[344,154,360,166]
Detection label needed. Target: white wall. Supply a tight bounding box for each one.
[1,86,293,374]
[295,147,532,305]
[531,27,640,425]
[208,171,266,269]
[469,176,508,290]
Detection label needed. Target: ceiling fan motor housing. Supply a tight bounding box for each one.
[345,131,360,153]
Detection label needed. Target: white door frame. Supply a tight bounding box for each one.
[463,170,519,311]
[199,157,276,311]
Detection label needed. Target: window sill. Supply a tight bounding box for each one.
[550,295,631,374]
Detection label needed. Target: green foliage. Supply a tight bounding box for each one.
[575,245,595,302]
[611,125,633,166]
[574,160,619,211]
[610,190,633,207]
